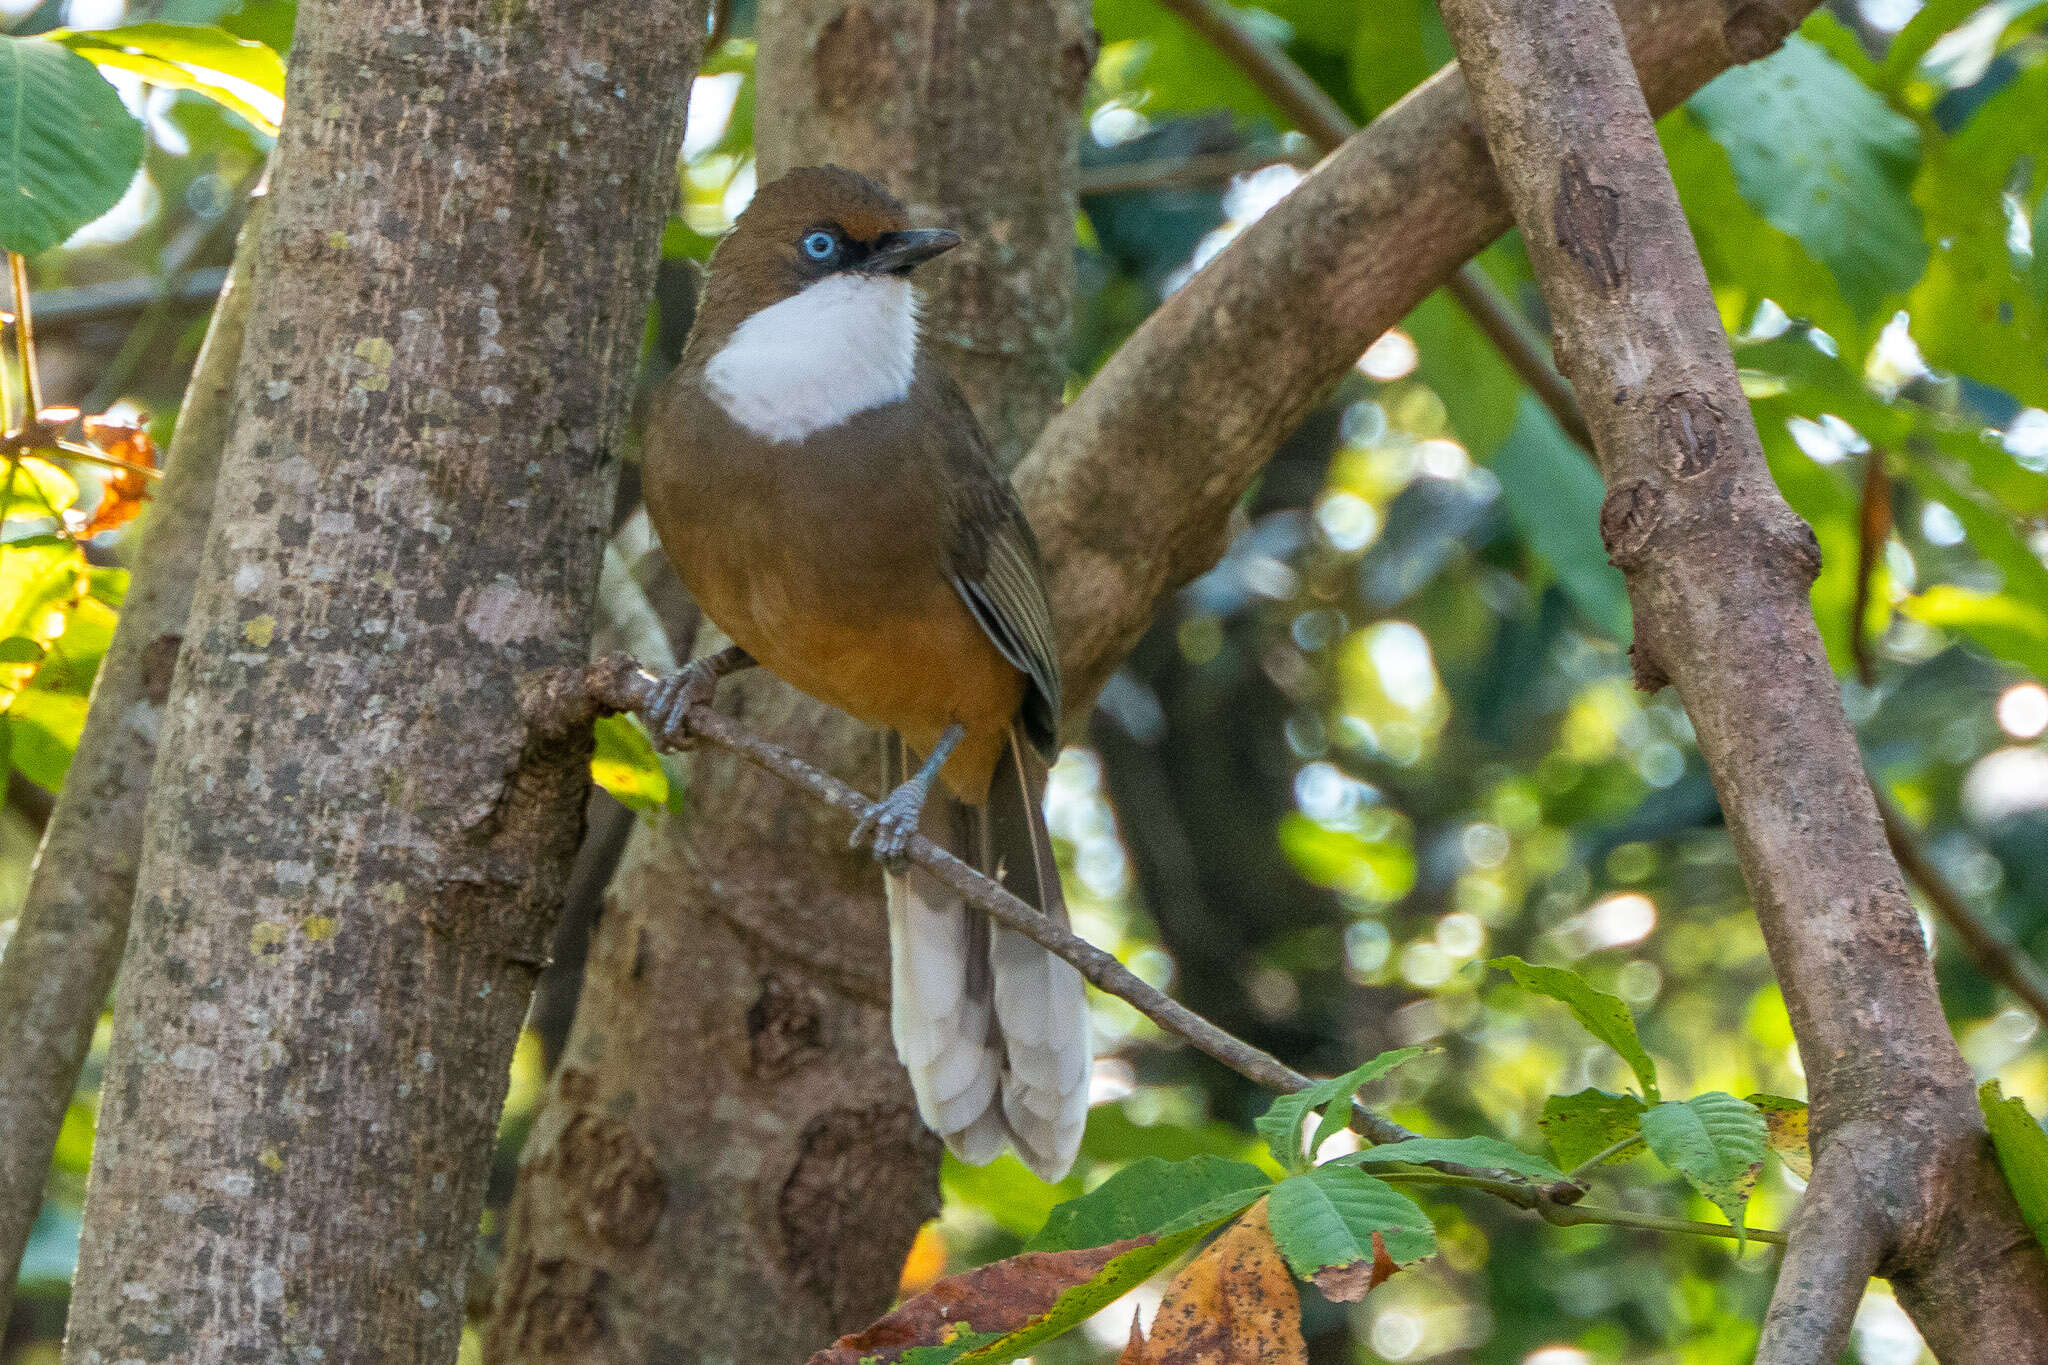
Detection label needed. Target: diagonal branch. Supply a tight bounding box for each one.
[536,655,1797,1259]
[1019,0,1824,723]
[1151,0,1592,449]
[1432,0,2048,1356]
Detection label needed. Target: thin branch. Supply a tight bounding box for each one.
[1875,784,2048,1025]
[536,656,1567,1208]
[1753,1129,1890,1362]
[1852,449,1890,685]
[10,254,44,416]
[1151,0,1590,449]
[21,268,229,331]
[1566,1132,1644,1182]
[1373,1169,1783,1245]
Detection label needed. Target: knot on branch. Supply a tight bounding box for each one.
[1598,479,1664,572]
[1656,392,1726,479]
[1553,153,1624,293]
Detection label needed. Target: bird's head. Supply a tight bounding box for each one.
[698,165,960,325]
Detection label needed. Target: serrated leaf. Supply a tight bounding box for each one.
[1029,1156,1271,1252]
[1980,1081,2048,1254]
[1335,1135,1565,1183]
[1491,957,1659,1101]
[1746,1093,1812,1180]
[1255,1047,1428,1171]
[1118,1201,1305,1364]
[589,713,670,812]
[0,36,145,255]
[1689,36,1926,319]
[1540,1089,1647,1170]
[1641,1093,1767,1236]
[1265,1165,1435,1301]
[47,23,284,134]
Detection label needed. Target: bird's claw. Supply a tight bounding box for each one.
[645,662,722,751]
[851,786,924,872]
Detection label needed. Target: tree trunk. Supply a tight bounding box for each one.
[0,206,257,1330]
[485,4,1092,1360]
[1433,0,2048,1357]
[60,3,702,1360]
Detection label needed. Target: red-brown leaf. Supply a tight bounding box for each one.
[1306,1228,1403,1303]
[807,1236,1150,1365]
[79,415,157,538]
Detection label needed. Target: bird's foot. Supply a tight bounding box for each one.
[850,782,928,872]
[644,661,724,751]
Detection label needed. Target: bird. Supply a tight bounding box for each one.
[638,165,1091,1180]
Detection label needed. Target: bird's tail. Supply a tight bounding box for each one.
[884,726,1090,1181]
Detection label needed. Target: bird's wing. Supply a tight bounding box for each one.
[928,372,1062,759]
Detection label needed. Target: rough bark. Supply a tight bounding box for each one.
[1015,0,1823,731]
[0,207,258,1329]
[484,4,1093,1361]
[1433,0,2048,1357]
[60,3,701,1361]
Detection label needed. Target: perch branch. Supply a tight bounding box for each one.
[537,656,1789,1253]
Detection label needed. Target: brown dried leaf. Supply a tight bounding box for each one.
[1119,1201,1305,1365]
[1307,1229,1402,1303]
[79,414,157,538]
[808,1236,1144,1365]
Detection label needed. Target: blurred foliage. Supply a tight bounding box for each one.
[4,1,2048,1363]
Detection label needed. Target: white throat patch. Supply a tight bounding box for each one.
[703,273,920,444]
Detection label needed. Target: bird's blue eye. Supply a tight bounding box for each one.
[800,230,838,262]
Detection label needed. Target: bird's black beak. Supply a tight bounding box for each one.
[861,228,961,276]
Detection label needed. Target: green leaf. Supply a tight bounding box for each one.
[1492,957,1660,1101]
[0,637,44,664]
[1908,63,2048,410]
[1348,0,1450,116]
[1539,1089,1647,1170]
[1746,1092,1812,1180]
[7,686,89,789]
[1405,286,1522,458]
[1980,1080,2048,1254]
[1335,1135,1565,1183]
[1027,1156,1271,1252]
[1256,1047,1429,1172]
[47,24,285,136]
[2,457,80,522]
[1640,1092,1768,1235]
[1903,585,2048,681]
[0,36,145,255]
[1879,0,1992,90]
[1488,397,1633,643]
[0,540,84,646]
[1265,1165,1435,1287]
[589,714,670,812]
[1689,35,1926,319]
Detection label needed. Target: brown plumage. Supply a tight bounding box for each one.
[641,165,1089,1178]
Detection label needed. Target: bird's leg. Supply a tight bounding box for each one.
[645,645,754,751]
[851,724,964,870]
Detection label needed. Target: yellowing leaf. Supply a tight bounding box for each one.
[1119,1201,1305,1365]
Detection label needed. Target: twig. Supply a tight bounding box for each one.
[1566,1132,1644,1181]
[1151,0,1591,448]
[1852,449,1890,685]
[1874,784,2048,1025]
[534,655,1565,1206]
[1372,1169,1782,1245]
[24,269,230,331]
[9,254,44,416]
